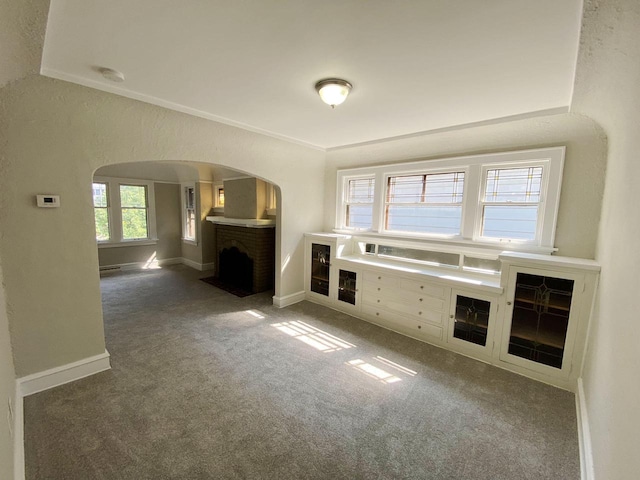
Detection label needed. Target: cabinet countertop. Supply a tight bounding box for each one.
[336,255,503,295]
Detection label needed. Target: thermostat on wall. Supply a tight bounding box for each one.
[36,195,60,208]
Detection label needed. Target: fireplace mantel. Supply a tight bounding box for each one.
[206,216,275,228]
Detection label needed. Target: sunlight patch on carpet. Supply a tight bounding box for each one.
[271,320,356,353]
[347,359,402,384]
[375,356,417,376]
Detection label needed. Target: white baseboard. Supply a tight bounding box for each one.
[576,378,594,480]
[18,350,111,397]
[99,257,182,273]
[200,262,216,271]
[272,291,306,308]
[100,257,215,273]
[181,258,215,272]
[13,385,24,480]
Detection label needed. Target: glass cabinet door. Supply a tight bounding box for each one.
[453,295,490,347]
[338,269,357,305]
[507,273,573,369]
[310,243,331,296]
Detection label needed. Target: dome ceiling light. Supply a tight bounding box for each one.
[315,78,352,108]
[99,67,125,82]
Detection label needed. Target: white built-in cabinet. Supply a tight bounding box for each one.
[494,252,599,388]
[304,234,599,391]
[447,289,499,362]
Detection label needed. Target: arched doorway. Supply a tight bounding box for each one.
[92,160,280,296]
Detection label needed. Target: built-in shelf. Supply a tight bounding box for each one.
[515,297,571,312]
[509,325,567,349]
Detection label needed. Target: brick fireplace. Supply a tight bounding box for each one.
[215,223,275,294]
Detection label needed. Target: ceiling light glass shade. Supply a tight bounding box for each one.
[315,78,352,108]
[99,67,125,82]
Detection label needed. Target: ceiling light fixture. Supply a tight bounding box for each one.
[315,78,352,108]
[99,67,125,83]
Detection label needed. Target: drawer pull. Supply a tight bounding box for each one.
[378,276,381,280]
[420,285,424,289]
[418,325,422,329]
[377,299,380,303]
[450,314,454,318]
[376,312,379,316]
[377,287,381,291]
[419,298,423,302]
[419,311,422,315]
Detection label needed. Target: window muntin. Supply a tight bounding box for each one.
[384,172,465,235]
[480,167,543,241]
[345,177,375,229]
[92,182,110,241]
[183,185,196,241]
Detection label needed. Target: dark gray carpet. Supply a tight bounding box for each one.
[24,265,580,479]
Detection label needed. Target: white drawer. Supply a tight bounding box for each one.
[362,292,383,306]
[363,271,401,287]
[362,293,445,324]
[362,304,442,340]
[363,283,447,311]
[362,282,399,297]
[400,278,448,299]
[385,299,444,324]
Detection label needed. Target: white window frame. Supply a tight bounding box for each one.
[335,147,565,253]
[474,161,550,246]
[93,176,157,248]
[92,181,111,241]
[213,183,225,208]
[383,168,467,238]
[181,182,197,245]
[342,175,376,231]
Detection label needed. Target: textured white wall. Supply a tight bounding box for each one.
[325,112,606,259]
[571,1,640,478]
[0,75,325,377]
[0,0,47,88]
[0,262,16,480]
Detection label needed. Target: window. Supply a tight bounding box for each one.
[215,186,225,207]
[182,184,196,242]
[120,185,149,240]
[345,177,375,229]
[480,166,542,241]
[385,172,464,235]
[336,147,565,252]
[92,182,110,241]
[92,176,157,246]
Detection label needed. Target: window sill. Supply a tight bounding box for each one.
[182,238,198,246]
[97,239,158,249]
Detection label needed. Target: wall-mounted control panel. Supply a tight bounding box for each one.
[36,195,60,208]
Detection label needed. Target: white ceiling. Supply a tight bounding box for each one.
[41,0,583,150]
